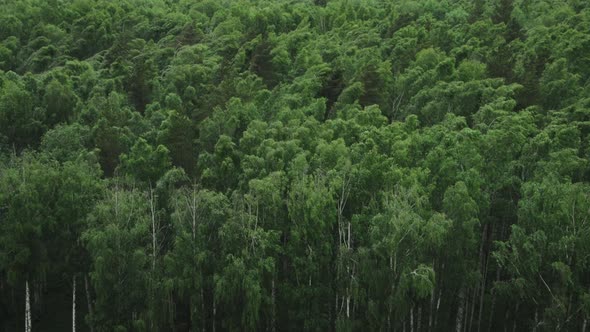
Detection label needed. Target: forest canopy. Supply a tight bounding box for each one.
[1,0,590,331]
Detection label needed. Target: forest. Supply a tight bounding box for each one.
[0,0,589,331]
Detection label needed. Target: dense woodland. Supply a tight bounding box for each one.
[1,0,590,331]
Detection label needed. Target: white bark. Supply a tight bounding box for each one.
[434,287,442,330]
[582,318,587,332]
[85,275,94,332]
[149,186,157,271]
[346,295,350,318]
[72,276,76,332]
[429,291,434,332]
[337,172,353,323]
[456,288,465,332]
[25,280,31,332]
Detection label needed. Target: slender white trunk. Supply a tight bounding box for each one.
[85,275,94,332]
[433,263,444,331]
[456,288,465,332]
[337,172,352,323]
[25,280,31,332]
[347,221,351,250]
[582,318,587,332]
[191,185,197,242]
[72,276,76,332]
[434,287,442,329]
[532,310,538,332]
[429,291,434,332]
[346,295,350,318]
[149,187,157,271]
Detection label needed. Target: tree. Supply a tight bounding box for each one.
[119,137,171,184]
[83,184,153,331]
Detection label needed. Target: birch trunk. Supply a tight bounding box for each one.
[582,318,586,332]
[433,263,444,331]
[346,295,350,319]
[72,276,76,332]
[434,288,442,330]
[25,280,31,332]
[429,291,434,332]
[85,275,94,332]
[346,219,352,320]
[477,256,489,332]
[456,288,465,332]
[149,187,157,271]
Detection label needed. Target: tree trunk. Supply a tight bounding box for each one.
[433,262,444,331]
[456,288,465,332]
[201,288,205,332]
[84,275,95,332]
[410,305,414,332]
[582,318,587,332]
[429,291,434,332]
[212,298,216,332]
[434,288,442,330]
[477,261,488,332]
[346,294,350,319]
[25,280,31,332]
[150,187,157,271]
[477,223,491,332]
[487,262,502,332]
[469,285,477,332]
[72,275,76,332]
[271,278,276,332]
[417,305,422,332]
[511,303,519,332]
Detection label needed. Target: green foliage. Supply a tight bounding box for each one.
[1,0,590,331]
